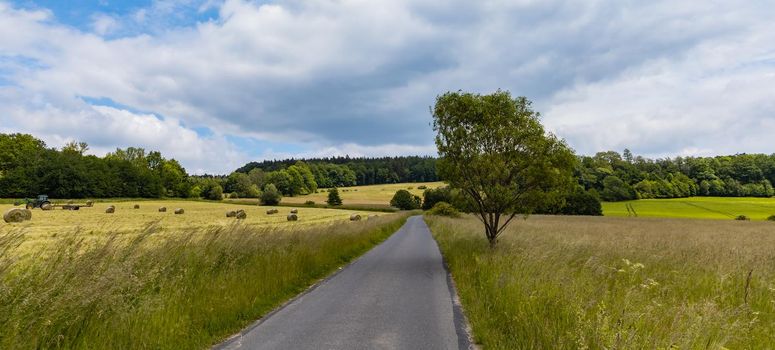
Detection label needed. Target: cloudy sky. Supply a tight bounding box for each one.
[1,0,774,174]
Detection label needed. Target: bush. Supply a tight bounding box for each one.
[327,188,343,206]
[260,184,282,205]
[735,215,750,221]
[768,215,775,221]
[422,186,452,210]
[304,200,315,206]
[201,181,223,201]
[559,189,603,216]
[428,202,460,217]
[390,189,421,210]
[228,192,239,199]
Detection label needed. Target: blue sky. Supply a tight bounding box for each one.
[1,1,774,174]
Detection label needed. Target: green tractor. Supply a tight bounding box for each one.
[22,195,52,210]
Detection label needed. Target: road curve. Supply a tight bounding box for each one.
[216,215,470,350]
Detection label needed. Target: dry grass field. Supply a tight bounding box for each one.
[1,200,380,252]
[0,201,407,349]
[427,214,775,349]
[280,181,446,206]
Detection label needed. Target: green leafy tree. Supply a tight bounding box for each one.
[201,180,223,201]
[260,184,282,205]
[326,187,343,206]
[390,189,421,210]
[432,90,575,246]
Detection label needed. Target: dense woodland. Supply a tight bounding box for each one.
[3,133,775,203]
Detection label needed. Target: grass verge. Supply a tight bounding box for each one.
[426,214,775,349]
[0,214,408,349]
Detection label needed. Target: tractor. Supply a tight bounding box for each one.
[23,195,52,210]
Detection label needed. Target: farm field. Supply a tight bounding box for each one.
[0,200,381,254]
[603,196,775,220]
[0,201,408,349]
[280,181,446,206]
[427,214,775,349]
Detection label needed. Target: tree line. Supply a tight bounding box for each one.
[0,134,193,199]
[578,150,775,201]
[4,133,775,203]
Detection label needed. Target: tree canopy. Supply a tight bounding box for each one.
[433,90,576,246]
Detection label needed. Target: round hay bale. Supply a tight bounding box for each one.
[236,211,247,219]
[133,204,140,209]
[4,208,31,223]
[290,208,298,214]
[86,200,94,207]
[266,208,279,215]
[349,214,362,221]
[158,207,167,212]
[226,210,237,217]
[41,203,53,211]
[174,208,185,215]
[105,206,115,214]
[287,213,298,221]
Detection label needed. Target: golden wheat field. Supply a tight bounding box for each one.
[1,200,382,251]
[280,181,446,205]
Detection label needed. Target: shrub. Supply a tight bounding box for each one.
[228,192,239,199]
[422,186,452,210]
[390,189,421,210]
[735,215,750,221]
[768,215,775,221]
[260,184,282,205]
[327,188,343,206]
[201,181,223,201]
[428,202,460,217]
[304,200,315,206]
[559,189,603,216]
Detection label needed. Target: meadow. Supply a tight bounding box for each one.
[0,203,408,349]
[603,196,775,220]
[427,214,775,349]
[279,181,446,206]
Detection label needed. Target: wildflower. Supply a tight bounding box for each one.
[632,263,645,269]
[622,258,631,266]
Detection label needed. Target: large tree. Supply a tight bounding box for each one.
[433,90,576,246]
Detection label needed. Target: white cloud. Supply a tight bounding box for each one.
[1,0,775,175]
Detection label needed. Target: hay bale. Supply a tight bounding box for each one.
[134,204,140,209]
[236,211,247,219]
[174,208,185,215]
[4,208,31,223]
[41,203,53,211]
[287,213,298,221]
[86,200,94,207]
[226,210,237,217]
[349,214,362,221]
[290,208,298,214]
[266,208,279,215]
[158,207,167,212]
[105,206,115,214]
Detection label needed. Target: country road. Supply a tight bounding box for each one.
[216,216,471,350]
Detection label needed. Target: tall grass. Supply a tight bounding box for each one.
[426,215,775,349]
[0,215,407,349]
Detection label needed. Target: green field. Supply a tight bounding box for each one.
[603,197,775,220]
[427,214,775,349]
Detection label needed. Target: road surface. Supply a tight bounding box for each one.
[216,216,470,350]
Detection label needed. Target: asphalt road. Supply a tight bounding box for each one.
[216,215,470,350]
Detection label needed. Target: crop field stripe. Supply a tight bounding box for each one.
[677,201,736,218]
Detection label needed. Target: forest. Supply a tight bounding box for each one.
[3,133,775,202]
